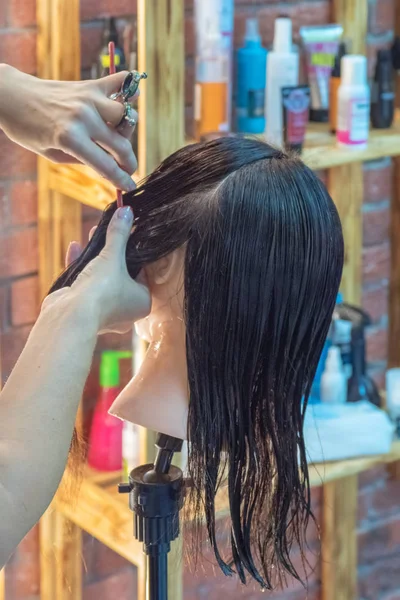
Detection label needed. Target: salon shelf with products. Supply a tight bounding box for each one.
[48,116,400,212]
[35,0,400,600]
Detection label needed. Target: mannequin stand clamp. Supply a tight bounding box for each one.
[118,433,185,600]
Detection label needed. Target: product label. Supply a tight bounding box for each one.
[337,97,369,145]
[282,87,310,147]
[248,89,265,118]
[304,41,339,110]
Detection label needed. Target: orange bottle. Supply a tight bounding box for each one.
[194,30,229,139]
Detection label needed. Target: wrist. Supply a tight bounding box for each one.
[39,288,101,339]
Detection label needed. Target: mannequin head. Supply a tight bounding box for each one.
[51,138,343,590]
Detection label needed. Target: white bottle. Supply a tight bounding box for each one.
[321,346,347,404]
[265,17,299,147]
[337,55,370,150]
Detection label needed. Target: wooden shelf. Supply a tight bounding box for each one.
[48,117,400,212]
[51,440,400,566]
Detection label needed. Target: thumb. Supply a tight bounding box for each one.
[104,206,134,255]
[98,71,129,97]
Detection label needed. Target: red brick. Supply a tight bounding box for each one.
[366,326,388,362]
[363,202,390,246]
[358,516,400,564]
[9,0,37,28]
[369,0,395,36]
[11,275,39,326]
[5,526,40,597]
[94,541,131,578]
[83,567,137,600]
[0,228,38,279]
[366,325,388,362]
[362,242,390,283]
[367,34,393,78]
[368,479,400,519]
[80,0,137,21]
[0,31,37,74]
[0,325,32,380]
[185,15,195,57]
[185,61,194,106]
[359,465,387,489]
[368,364,386,390]
[0,133,36,179]
[10,180,38,226]
[358,554,400,599]
[362,282,388,322]
[363,158,393,203]
[80,24,104,71]
[240,2,330,49]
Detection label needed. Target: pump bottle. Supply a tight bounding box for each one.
[265,17,299,147]
[320,345,347,404]
[88,351,132,472]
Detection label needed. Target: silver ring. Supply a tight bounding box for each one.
[122,103,137,128]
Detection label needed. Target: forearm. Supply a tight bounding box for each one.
[0,294,98,566]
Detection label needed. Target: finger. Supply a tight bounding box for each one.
[66,241,82,267]
[66,135,136,192]
[97,71,130,97]
[96,97,125,127]
[104,206,134,256]
[89,226,97,241]
[91,117,137,175]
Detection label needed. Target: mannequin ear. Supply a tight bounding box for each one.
[145,249,184,286]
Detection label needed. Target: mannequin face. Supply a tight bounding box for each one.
[109,247,190,439]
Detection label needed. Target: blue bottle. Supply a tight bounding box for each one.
[236,19,267,134]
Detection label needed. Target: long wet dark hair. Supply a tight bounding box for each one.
[50,137,343,590]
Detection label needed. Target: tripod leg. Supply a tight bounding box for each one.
[147,552,168,600]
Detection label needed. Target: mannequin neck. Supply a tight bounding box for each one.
[110,317,189,440]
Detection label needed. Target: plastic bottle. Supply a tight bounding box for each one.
[337,55,370,150]
[98,17,126,78]
[88,351,132,471]
[329,42,346,134]
[265,17,299,147]
[194,2,230,139]
[320,345,347,404]
[371,49,395,129]
[236,19,267,134]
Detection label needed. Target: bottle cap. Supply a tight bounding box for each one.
[341,54,367,87]
[273,17,292,53]
[331,42,346,77]
[100,350,132,388]
[103,16,119,45]
[244,18,261,44]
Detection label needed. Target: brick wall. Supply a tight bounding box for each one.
[1,0,400,598]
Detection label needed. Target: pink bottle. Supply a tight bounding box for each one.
[88,351,132,471]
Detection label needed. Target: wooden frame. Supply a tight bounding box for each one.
[35,1,400,599]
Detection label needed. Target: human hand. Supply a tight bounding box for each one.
[0,64,138,191]
[43,207,150,333]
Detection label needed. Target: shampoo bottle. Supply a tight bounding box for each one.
[337,55,370,149]
[88,351,132,472]
[265,17,299,147]
[236,19,267,133]
[320,345,347,404]
[329,42,346,134]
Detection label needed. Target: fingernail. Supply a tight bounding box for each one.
[116,206,133,221]
[125,178,136,192]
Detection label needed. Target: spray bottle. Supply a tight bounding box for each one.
[88,350,132,471]
[320,345,347,404]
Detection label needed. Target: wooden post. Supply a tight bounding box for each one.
[0,352,4,599]
[328,163,363,305]
[137,0,185,175]
[37,1,82,598]
[333,0,367,55]
[322,476,358,600]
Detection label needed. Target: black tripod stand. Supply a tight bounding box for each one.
[118,433,185,600]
